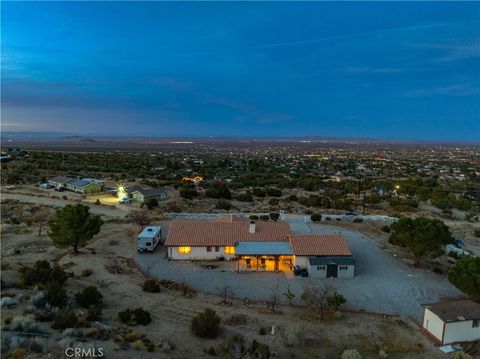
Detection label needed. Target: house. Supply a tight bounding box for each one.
[129,187,167,203]
[48,176,75,189]
[291,234,354,278]
[47,176,104,194]
[422,299,480,345]
[165,215,354,276]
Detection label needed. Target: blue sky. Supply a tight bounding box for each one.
[2,2,479,142]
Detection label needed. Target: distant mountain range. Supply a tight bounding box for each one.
[0,131,477,146]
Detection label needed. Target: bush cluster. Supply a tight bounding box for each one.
[191,309,221,338]
[118,308,152,326]
[75,286,103,308]
[143,279,161,293]
[52,309,77,330]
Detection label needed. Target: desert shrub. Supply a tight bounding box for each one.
[258,327,266,335]
[341,348,362,359]
[4,315,12,325]
[191,309,221,338]
[143,279,161,293]
[310,213,322,222]
[326,217,331,221]
[118,308,152,326]
[75,286,103,308]
[215,199,232,210]
[249,339,270,359]
[236,193,253,202]
[259,215,269,221]
[132,339,143,350]
[381,225,390,233]
[10,348,26,359]
[45,282,67,307]
[266,188,282,197]
[288,194,298,202]
[86,305,102,321]
[269,212,280,221]
[80,268,93,277]
[133,308,152,325]
[52,309,77,330]
[11,315,44,334]
[224,314,247,326]
[475,229,480,238]
[95,199,101,205]
[450,352,472,359]
[21,261,68,286]
[249,215,259,220]
[327,292,347,309]
[268,198,279,206]
[336,218,342,221]
[145,198,158,209]
[353,218,363,223]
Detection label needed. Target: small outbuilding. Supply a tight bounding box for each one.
[307,256,355,278]
[422,299,480,345]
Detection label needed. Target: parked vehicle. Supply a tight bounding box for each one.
[119,197,131,204]
[137,226,162,253]
[5,185,16,190]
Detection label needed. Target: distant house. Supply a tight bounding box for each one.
[129,187,167,203]
[48,176,75,189]
[423,299,480,345]
[47,176,104,194]
[164,215,355,277]
[65,179,104,194]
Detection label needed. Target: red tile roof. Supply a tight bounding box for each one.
[165,220,291,247]
[290,235,352,256]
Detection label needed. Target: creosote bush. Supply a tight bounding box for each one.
[143,279,161,293]
[310,213,322,222]
[86,305,102,321]
[75,286,103,308]
[52,309,77,330]
[21,260,68,286]
[45,282,67,307]
[118,308,152,326]
[191,309,221,338]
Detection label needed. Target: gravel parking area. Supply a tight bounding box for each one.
[136,221,462,320]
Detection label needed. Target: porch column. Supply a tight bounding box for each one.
[256,256,259,271]
[274,256,279,271]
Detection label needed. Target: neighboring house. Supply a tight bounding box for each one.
[47,176,104,194]
[48,176,74,189]
[423,299,480,345]
[65,179,103,194]
[164,215,354,277]
[129,187,167,203]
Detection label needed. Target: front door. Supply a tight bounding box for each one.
[326,265,338,278]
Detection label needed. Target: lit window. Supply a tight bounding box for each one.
[178,246,191,254]
[224,246,235,254]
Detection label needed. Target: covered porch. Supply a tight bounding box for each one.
[234,241,294,272]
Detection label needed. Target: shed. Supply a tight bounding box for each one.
[307,256,355,278]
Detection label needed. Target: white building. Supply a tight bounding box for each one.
[423,299,480,345]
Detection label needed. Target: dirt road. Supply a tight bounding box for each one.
[1,192,128,218]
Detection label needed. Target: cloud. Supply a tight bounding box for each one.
[404,84,479,97]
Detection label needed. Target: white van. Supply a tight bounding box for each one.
[137,226,161,253]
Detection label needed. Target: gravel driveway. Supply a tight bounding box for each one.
[136,222,462,320]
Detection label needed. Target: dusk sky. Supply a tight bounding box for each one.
[2,2,479,142]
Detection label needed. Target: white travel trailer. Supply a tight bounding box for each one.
[137,226,162,253]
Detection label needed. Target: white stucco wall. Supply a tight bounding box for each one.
[423,309,445,343]
[168,246,235,261]
[306,263,355,278]
[443,320,480,344]
[294,256,308,268]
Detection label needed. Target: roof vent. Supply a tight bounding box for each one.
[249,221,256,234]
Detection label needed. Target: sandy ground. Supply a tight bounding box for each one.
[0,201,450,358]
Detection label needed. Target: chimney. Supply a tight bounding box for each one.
[249,221,256,234]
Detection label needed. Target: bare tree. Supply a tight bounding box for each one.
[130,209,151,229]
[301,283,335,320]
[269,285,279,313]
[217,285,234,304]
[28,207,51,236]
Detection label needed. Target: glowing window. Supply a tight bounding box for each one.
[178,246,191,254]
[224,246,235,254]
